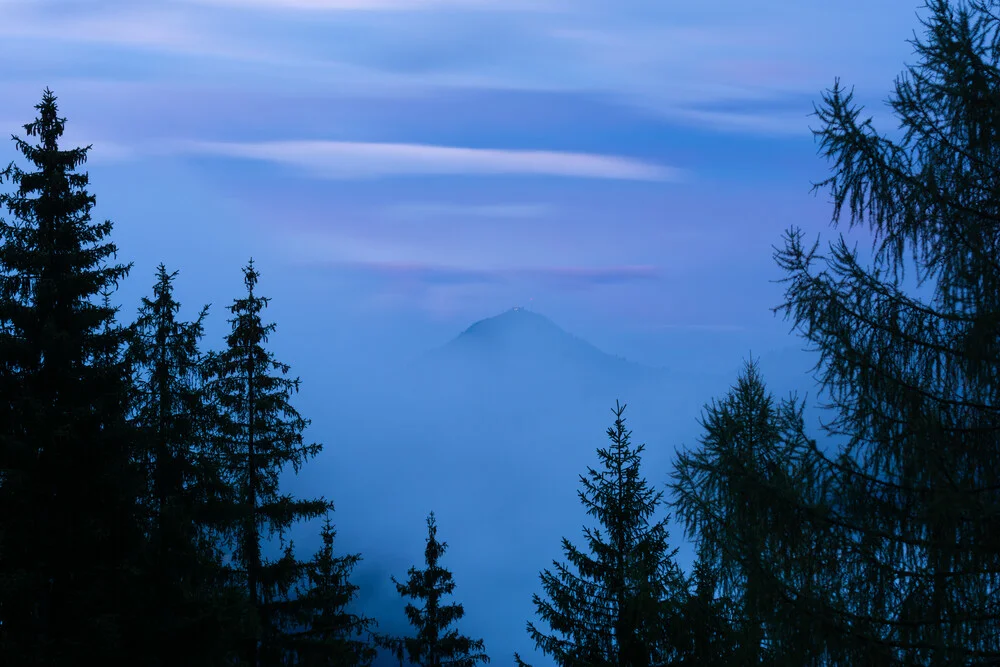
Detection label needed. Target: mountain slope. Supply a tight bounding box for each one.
[381,309,666,429]
[427,308,652,378]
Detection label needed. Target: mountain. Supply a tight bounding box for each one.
[409,308,664,410]
[432,307,650,372]
[328,307,736,429]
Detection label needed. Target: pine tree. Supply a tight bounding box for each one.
[673,540,736,667]
[668,359,831,665]
[761,0,1000,662]
[285,513,377,666]
[517,401,688,667]
[206,259,331,667]
[378,512,490,667]
[0,89,145,665]
[126,264,249,665]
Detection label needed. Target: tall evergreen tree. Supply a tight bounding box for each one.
[0,89,145,665]
[757,0,1000,662]
[285,513,377,667]
[673,540,736,667]
[378,512,490,667]
[206,259,331,667]
[126,264,249,666]
[517,401,688,667]
[668,359,832,665]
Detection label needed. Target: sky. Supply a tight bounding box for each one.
[1,0,932,664]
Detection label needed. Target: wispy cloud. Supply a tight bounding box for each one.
[320,260,661,290]
[521,265,659,286]
[384,202,552,220]
[654,323,748,332]
[183,0,554,10]
[173,139,681,181]
[338,260,499,285]
[0,0,918,137]
[0,4,220,55]
[660,107,815,136]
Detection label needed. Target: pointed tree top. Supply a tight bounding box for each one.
[27,88,66,150]
[612,399,627,417]
[320,511,337,547]
[424,511,446,567]
[243,258,259,292]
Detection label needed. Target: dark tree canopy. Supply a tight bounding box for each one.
[0,88,144,665]
[760,0,1000,662]
[126,264,248,666]
[669,359,833,665]
[206,259,331,667]
[673,540,736,667]
[285,513,377,667]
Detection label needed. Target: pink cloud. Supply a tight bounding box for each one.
[174,139,681,181]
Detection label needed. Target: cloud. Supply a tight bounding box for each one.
[344,260,499,285]
[173,139,681,181]
[182,0,553,10]
[521,265,660,286]
[0,0,920,138]
[654,323,748,332]
[659,107,815,136]
[0,4,207,53]
[384,202,552,220]
[319,260,661,291]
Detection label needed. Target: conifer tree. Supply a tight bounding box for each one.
[379,512,490,667]
[0,89,145,665]
[757,0,1000,661]
[285,513,377,667]
[126,264,249,665]
[517,401,688,667]
[206,259,331,667]
[668,359,829,665]
[673,540,736,667]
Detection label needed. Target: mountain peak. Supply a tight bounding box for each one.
[436,308,630,377]
[458,307,560,340]
[408,308,665,405]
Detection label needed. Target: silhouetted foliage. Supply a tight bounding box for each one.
[15,3,1000,657]
[205,259,331,667]
[126,264,250,665]
[517,401,688,667]
[377,512,489,667]
[669,359,833,665]
[0,88,145,666]
[759,0,1000,661]
[674,540,736,667]
[284,513,378,667]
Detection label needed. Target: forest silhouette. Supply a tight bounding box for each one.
[2,1,1000,665]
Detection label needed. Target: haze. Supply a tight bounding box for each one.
[0,0,930,664]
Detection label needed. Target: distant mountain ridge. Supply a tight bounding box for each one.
[429,307,647,371]
[399,308,666,418]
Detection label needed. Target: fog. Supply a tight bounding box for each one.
[271,306,825,666]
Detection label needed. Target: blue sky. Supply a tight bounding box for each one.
[2,0,930,663]
[1,0,920,366]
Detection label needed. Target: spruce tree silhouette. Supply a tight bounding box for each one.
[205,259,331,667]
[377,512,490,667]
[0,88,145,666]
[517,402,688,667]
